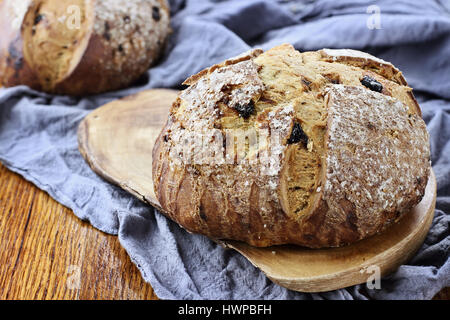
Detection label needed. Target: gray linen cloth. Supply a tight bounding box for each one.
[0,0,449,299]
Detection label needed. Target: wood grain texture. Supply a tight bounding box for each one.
[0,163,158,300]
[78,88,442,294]
[78,89,178,210]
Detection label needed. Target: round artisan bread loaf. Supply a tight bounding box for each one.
[152,44,431,248]
[0,0,170,95]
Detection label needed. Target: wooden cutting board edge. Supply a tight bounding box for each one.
[231,185,436,292]
[77,89,175,213]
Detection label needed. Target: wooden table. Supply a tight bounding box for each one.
[0,163,447,300]
[0,163,157,299]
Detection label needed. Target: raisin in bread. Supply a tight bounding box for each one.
[152,44,431,248]
[0,0,170,95]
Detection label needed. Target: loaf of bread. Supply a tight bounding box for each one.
[0,0,170,95]
[152,44,431,248]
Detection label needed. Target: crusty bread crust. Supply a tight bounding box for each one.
[319,48,421,115]
[0,0,170,95]
[152,44,431,248]
[182,49,264,86]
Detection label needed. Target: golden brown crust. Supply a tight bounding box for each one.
[0,0,170,95]
[318,48,421,115]
[152,44,431,248]
[319,48,407,84]
[182,49,264,86]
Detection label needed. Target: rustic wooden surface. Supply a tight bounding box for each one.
[0,164,448,300]
[0,163,158,300]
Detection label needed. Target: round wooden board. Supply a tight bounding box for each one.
[78,89,437,293]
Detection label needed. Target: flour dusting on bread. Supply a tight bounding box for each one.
[324,85,430,235]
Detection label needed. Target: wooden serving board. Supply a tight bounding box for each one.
[78,89,437,293]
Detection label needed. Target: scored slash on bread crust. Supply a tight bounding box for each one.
[320,48,408,85]
[319,48,421,115]
[152,44,431,248]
